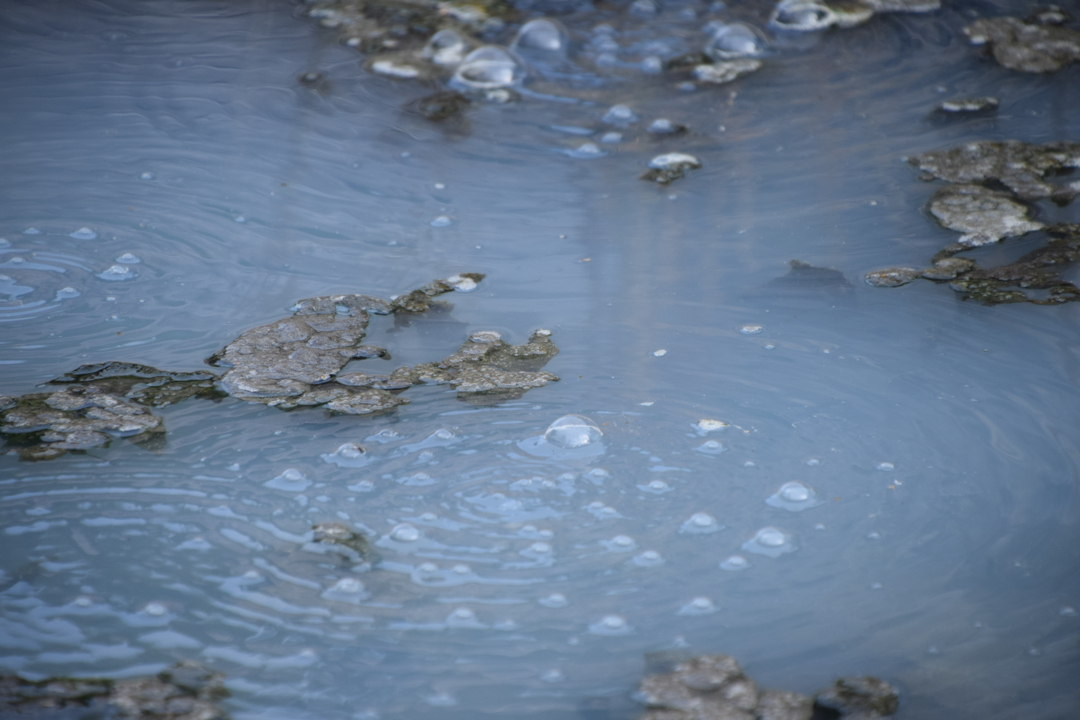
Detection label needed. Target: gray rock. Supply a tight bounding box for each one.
[909,141,1080,203]
[964,16,1080,73]
[312,521,372,560]
[921,256,975,280]
[927,183,1043,246]
[935,96,998,113]
[815,676,899,719]
[864,267,921,287]
[757,689,813,720]
[692,60,762,85]
[642,153,703,185]
[634,654,757,720]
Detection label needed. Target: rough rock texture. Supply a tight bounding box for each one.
[864,267,921,287]
[964,16,1080,73]
[909,141,1080,203]
[312,521,373,559]
[927,183,1043,246]
[815,676,899,720]
[642,153,703,185]
[0,662,228,719]
[413,329,560,399]
[692,59,762,85]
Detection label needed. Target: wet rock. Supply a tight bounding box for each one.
[814,676,899,719]
[423,329,560,399]
[927,183,1043,246]
[945,223,1080,305]
[908,141,1080,203]
[390,273,484,312]
[864,267,921,287]
[766,259,853,295]
[964,15,1080,73]
[0,384,164,460]
[769,0,840,32]
[48,361,220,407]
[0,662,228,719]
[451,46,526,91]
[934,96,998,114]
[647,118,688,136]
[920,256,975,280]
[408,89,470,121]
[312,521,373,559]
[635,654,806,720]
[642,153,702,185]
[1026,5,1073,27]
[691,59,762,85]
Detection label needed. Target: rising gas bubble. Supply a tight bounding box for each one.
[265,468,311,491]
[602,534,637,552]
[876,462,895,471]
[115,253,140,264]
[589,614,633,635]
[69,227,98,240]
[422,29,469,66]
[720,555,751,571]
[321,578,368,604]
[695,419,730,434]
[766,482,824,512]
[770,0,836,31]
[430,216,452,227]
[55,287,80,300]
[680,512,723,534]
[446,607,485,628]
[742,527,797,557]
[545,415,602,448]
[602,104,639,126]
[566,142,606,159]
[678,596,718,615]
[97,264,134,281]
[538,592,569,608]
[390,523,421,542]
[632,550,665,567]
[321,443,370,467]
[452,46,525,90]
[511,18,569,62]
[740,325,763,334]
[706,23,768,60]
[696,440,727,455]
[639,479,673,494]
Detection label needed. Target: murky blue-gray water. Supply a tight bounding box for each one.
[1,0,1079,718]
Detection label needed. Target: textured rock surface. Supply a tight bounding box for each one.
[964,16,1080,73]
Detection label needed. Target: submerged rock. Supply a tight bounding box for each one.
[691,59,763,85]
[2,274,562,458]
[933,96,999,114]
[927,183,1043,246]
[815,676,899,719]
[769,0,938,33]
[408,89,471,121]
[964,15,1080,73]
[312,521,373,561]
[909,141,1080,203]
[642,153,702,185]
[0,661,228,719]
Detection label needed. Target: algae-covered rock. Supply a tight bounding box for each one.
[0,662,228,719]
[312,521,373,561]
[814,676,899,719]
[692,59,763,85]
[964,15,1080,73]
[418,328,560,399]
[642,153,702,185]
[927,183,1043,246]
[909,141,1080,203]
[864,267,921,287]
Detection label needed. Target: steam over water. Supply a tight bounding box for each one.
[1,1,1079,719]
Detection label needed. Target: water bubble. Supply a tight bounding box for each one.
[696,419,730,433]
[567,142,606,159]
[649,153,701,170]
[430,216,452,227]
[98,264,134,281]
[586,501,620,519]
[422,29,469,66]
[603,104,639,126]
[632,550,665,567]
[539,593,569,608]
[647,118,686,135]
[74,596,93,607]
[602,534,637,552]
[742,526,797,557]
[70,227,98,240]
[640,479,673,494]
[876,462,895,471]
[1061,607,1077,617]
[766,481,824,512]
[140,172,154,180]
[390,523,421,542]
[397,472,437,486]
[347,480,375,492]
[452,46,525,90]
[527,542,552,554]
[678,597,718,615]
[697,440,727,455]
[541,669,564,682]
[740,325,763,334]
[265,468,312,491]
[629,0,657,16]
[720,555,750,571]
[447,607,484,628]
[322,442,370,467]
[426,693,457,707]
[589,614,633,635]
[452,564,470,574]
[55,287,80,300]
[511,18,569,61]
[601,132,623,143]
[367,429,402,444]
[706,22,768,60]
[770,0,836,31]
[115,253,140,264]
[641,56,663,73]
[806,458,821,466]
[143,602,167,616]
[681,512,723,534]
[544,415,602,448]
[23,227,40,235]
